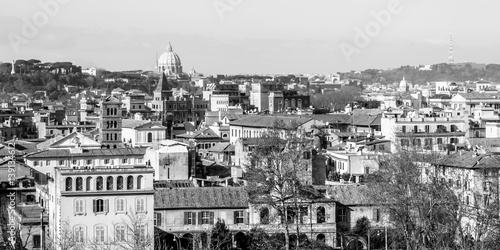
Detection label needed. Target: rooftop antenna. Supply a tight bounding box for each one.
[449,32,454,64]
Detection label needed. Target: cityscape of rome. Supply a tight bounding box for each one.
[2,0,500,250]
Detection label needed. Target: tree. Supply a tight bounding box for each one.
[365,147,461,250]
[210,218,232,250]
[46,219,86,250]
[245,120,314,250]
[111,212,153,250]
[352,217,370,237]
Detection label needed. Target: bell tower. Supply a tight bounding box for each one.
[98,96,123,148]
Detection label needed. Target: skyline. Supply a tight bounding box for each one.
[2,0,500,75]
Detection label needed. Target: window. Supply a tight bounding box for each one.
[96,177,103,190]
[104,159,110,164]
[86,177,92,191]
[200,211,212,224]
[117,176,124,190]
[59,160,65,165]
[260,208,269,224]
[74,226,85,242]
[127,176,134,190]
[87,159,92,165]
[136,198,145,212]
[95,225,105,243]
[93,199,108,213]
[34,161,39,166]
[138,225,146,240]
[137,175,143,189]
[74,199,85,214]
[76,177,83,191]
[33,234,41,248]
[66,177,73,191]
[122,158,127,164]
[317,206,326,223]
[338,208,347,222]
[234,210,244,224]
[154,212,162,226]
[184,212,195,225]
[115,225,126,242]
[374,208,380,222]
[106,176,113,190]
[72,160,77,165]
[401,126,406,133]
[45,160,50,166]
[115,198,125,213]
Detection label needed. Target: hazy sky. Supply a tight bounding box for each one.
[1,0,500,75]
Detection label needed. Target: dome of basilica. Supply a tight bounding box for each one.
[157,42,183,75]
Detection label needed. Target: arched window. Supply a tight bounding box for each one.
[76,177,83,191]
[106,121,109,129]
[114,121,117,128]
[86,177,92,191]
[65,177,73,191]
[106,108,110,116]
[96,177,103,190]
[117,176,123,190]
[114,133,117,140]
[260,207,269,224]
[127,176,134,190]
[316,234,325,243]
[147,132,153,143]
[317,207,326,223]
[291,99,296,108]
[137,175,143,189]
[106,134,109,141]
[106,176,113,190]
[298,99,302,108]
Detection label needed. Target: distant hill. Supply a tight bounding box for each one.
[339,63,500,85]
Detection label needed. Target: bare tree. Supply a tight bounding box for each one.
[365,146,461,250]
[46,219,86,250]
[110,211,154,250]
[245,120,314,250]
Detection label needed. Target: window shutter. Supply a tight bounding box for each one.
[191,212,196,225]
[184,212,189,225]
[93,199,97,213]
[245,212,249,225]
[104,199,109,213]
[234,211,238,224]
[210,212,214,225]
[198,212,202,225]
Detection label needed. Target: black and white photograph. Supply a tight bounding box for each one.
[1,0,500,249]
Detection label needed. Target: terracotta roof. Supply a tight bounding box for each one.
[230,115,312,128]
[440,151,500,169]
[312,114,351,124]
[176,128,220,139]
[26,147,146,159]
[457,92,497,100]
[122,119,150,129]
[326,185,375,205]
[154,187,248,209]
[208,143,234,153]
[0,160,32,181]
[351,114,381,127]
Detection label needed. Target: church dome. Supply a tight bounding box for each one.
[157,42,183,75]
